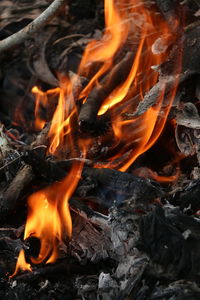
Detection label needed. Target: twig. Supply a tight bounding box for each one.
[0,0,67,55]
[0,155,22,172]
[184,20,200,32]
[53,34,86,45]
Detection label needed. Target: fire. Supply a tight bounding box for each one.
[48,75,77,155]
[98,37,145,115]
[78,0,129,100]
[32,86,47,131]
[12,162,83,274]
[10,249,32,278]
[25,162,82,264]
[32,86,60,132]
[133,166,180,183]
[12,0,182,276]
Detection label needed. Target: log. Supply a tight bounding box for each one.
[22,149,67,182]
[78,52,134,132]
[13,258,100,282]
[0,164,34,223]
[22,149,92,182]
[80,168,164,207]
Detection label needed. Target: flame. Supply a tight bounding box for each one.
[93,0,180,171]
[10,249,32,278]
[48,76,77,156]
[133,166,180,183]
[78,0,129,100]
[98,37,145,115]
[12,0,183,276]
[24,162,82,264]
[32,86,60,132]
[32,86,47,130]
[79,0,128,70]
[11,161,83,275]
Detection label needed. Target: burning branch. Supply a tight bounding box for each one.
[0,0,67,55]
[78,52,134,132]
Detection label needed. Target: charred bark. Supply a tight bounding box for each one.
[78,52,134,132]
[81,167,163,204]
[155,0,182,31]
[0,164,34,223]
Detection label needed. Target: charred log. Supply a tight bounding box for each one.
[0,164,34,223]
[13,258,104,282]
[23,148,92,182]
[78,52,134,133]
[22,149,67,182]
[80,168,164,208]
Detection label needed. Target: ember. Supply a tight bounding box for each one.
[1,0,200,299]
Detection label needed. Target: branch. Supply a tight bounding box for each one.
[0,0,67,55]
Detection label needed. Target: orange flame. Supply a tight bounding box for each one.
[12,0,182,277]
[32,86,60,132]
[78,0,129,100]
[98,36,145,115]
[133,166,180,183]
[93,0,180,171]
[24,162,82,264]
[10,249,32,278]
[32,86,47,130]
[11,162,83,275]
[48,76,77,156]
[79,0,128,71]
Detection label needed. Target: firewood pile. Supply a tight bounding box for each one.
[1,0,200,299]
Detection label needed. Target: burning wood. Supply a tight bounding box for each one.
[78,52,135,132]
[1,0,200,299]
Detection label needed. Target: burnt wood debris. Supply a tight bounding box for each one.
[1,0,200,299]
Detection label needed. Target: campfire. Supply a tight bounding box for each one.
[1,0,200,298]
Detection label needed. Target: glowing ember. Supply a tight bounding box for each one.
[12,0,182,276]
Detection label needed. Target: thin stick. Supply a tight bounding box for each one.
[0,0,67,55]
[0,155,22,172]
